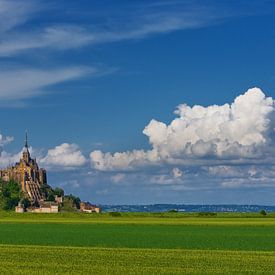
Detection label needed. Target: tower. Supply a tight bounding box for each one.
[22,131,30,163]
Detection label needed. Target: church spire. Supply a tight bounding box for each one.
[25,131,29,149]
[22,131,30,163]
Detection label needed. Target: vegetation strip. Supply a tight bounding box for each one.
[0,221,275,251]
[1,212,275,226]
[0,245,275,274]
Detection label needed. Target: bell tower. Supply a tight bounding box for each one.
[22,131,30,163]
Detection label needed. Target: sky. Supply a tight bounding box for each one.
[1,0,275,205]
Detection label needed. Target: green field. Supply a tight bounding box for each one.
[0,212,275,274]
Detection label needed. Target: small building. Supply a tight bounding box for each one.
[80,202,101,213]
[40,202,59,213]
[27,202,59,213]
[55,195,63,204]
[15,202,25,213]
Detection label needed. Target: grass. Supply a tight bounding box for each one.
[0,223,275,251]
[1,211,275,225]
[1,245,275,274]
[0,212,275,273]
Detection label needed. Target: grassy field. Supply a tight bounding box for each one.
[1,245,275,274]
[0,212,275,274]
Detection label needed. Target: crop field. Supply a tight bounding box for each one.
[0,212,275,274]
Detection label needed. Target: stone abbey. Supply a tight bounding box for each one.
[0,133,48,203]
[0,133,101,213]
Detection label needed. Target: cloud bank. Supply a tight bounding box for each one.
[1,87,275,202]
[90,88,274,171]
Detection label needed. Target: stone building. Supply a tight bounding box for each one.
[80,202,101,213]
[15,202,25,213]
[27,202,59,213]
[0,133,47,203]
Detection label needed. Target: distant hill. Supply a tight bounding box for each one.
[101,204,275,213]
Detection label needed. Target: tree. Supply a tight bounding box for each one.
[0,179,22,210]
[21,198,31,209]
[53,187,64,197]
[60,194,81,212]
[47,193,55,202]
[259,209,267,216]
[70,195,81,209]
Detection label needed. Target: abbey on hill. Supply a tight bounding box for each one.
[0,133,100,213]
[0,133,47,203]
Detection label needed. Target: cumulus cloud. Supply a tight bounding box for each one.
[40,143,86,169]
[0,150,21,168]
[90,88,274,171]
[0,139,86,170]
[0,146,37,168]
[90,149,159,171]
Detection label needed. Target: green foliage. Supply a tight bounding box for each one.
[47,194,55,202]
[168,209,178,213]
[67,194,81,209]
[40,184,53,199]
[109,211,122,217]
[260,209,267,216]
[60,194,81,212]
[41,185,63,202]
[197,212,217,217]
[53,187,64,197]
[0,179,22,210]
[21,198,31,209]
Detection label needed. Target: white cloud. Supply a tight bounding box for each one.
[0,2,228,56]
[0,66,94,101]
[206,165,243,178]
[0,132,13,146]
[172,167,183,178]
[0,146,36,168]
[0,0,38,34]
[0,150,21,168]
[0,139,86,170]
[40,143,86,169]
[90,88,274,171]
[0,26,94,56]
[150,168,184,185]
[90,149,161,171]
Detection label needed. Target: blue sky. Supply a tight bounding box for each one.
[1,0,275,204]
